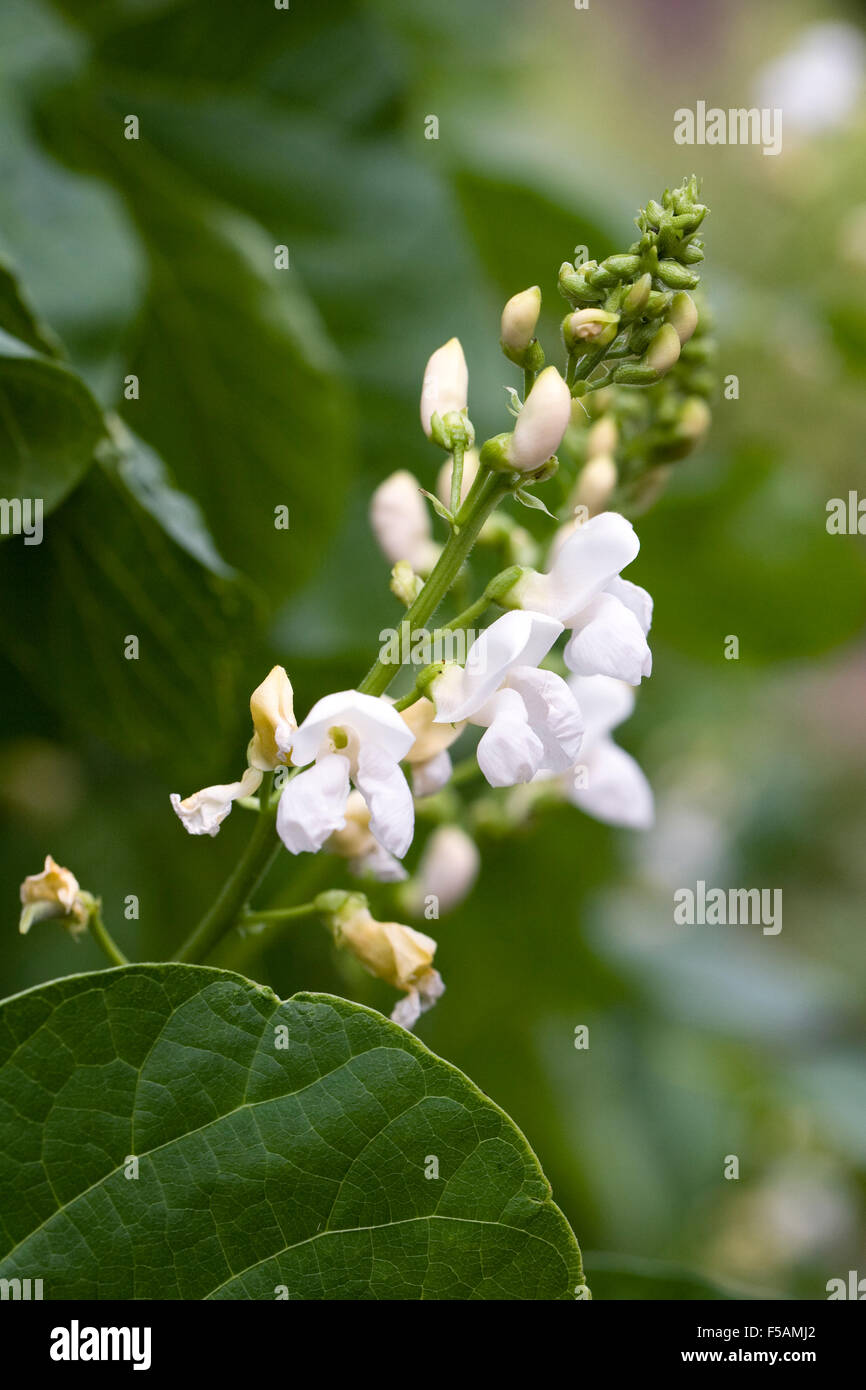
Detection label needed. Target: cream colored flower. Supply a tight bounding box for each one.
[401,697,464,797]
[19,855,92,937]
[327,893,445,1030]
[326,790,407,883]
[247,665,296,771]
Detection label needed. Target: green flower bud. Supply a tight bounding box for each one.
[622,272,652,316]
[655,260,700,290]
[645,290,672,316]
[643,322,682,375]
[558,261,605,306]
[681,242,705,264]
[611,363,659,385]
[599,253,641,279]
[479,432,515,472]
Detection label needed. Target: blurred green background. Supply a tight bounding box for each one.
[2,0,865,1300]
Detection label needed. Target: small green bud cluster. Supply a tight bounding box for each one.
[558,176,708,389]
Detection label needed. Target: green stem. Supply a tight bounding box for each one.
[449,439,464,518]
[522,366,535,401]
[88,902,129,967]
[571,344,610,386]
[239,902,318,925]
[173,789,280,964]
[358,466,512,698]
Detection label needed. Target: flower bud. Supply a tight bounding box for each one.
[500,286,542,366]
[655,259,699,290]
[574,455,618,515]
[420,337,468,440]
[370,470,440,574]
[248,666,296,770]
[558,261,605,306]
[599,253,641,279]
[19,855,93,937]
[611,362,659,385]
[563,308,620,353]
[509,367,572,473]
[643,322,681,375]
[586,415,618,459]
[622,272,652,316]
[390,560,423,607]
[411,825,480,915]
[666,291,698,345]
[321,892,444,1030]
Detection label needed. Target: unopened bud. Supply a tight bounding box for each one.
[420,337,468,442]
[586,415,618,458]
[509,367,572,472]
[643,322,681,375]
[575,455,618,514]
[622,272,652,315]
[655,260,699,290]
[666,291,699,345]
[500,286,543,366]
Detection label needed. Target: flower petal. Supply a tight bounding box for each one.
[507,665,584,772]
[475,688,545,787]
[292,689,416,767]
[432,610,563,722]
[170,765,262,837]
[564,592,652,684]
[569,737,654,828]
[412,748,453,798]
[518,512,641,622]
[276,754,351,854]
[605,574,653,635]
[567,674,636,741]
[354,743,415,858]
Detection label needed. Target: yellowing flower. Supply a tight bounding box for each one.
[324,892,445,1030]
[400,697,464,797]
[19,855,92,937]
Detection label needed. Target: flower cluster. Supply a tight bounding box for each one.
[20,179,712,1033]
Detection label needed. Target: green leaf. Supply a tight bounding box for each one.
[515,487,557,518]
[0,327,105,516]
[0,256,62,358]
[0,965,584,1300]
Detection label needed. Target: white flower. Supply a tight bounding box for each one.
[508,512,652,684]
[430,611,583,788]
[420,337,468,438]
[509,366,571,472]
[565,675,654,829]
[370,470,440,575]
[277,690,415,858]
[756,22,865,135]
[171,666,296,836]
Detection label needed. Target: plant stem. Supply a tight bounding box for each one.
[449,439,464,518]
[358,466,511,698]
[239,902,318,925]
[173,787,280,964]
[88,902,129,966]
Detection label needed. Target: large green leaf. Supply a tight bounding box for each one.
[0,327,104,515]
[0,965,584,1300]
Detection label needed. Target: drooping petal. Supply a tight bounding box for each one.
[355,743,414,858]
[474,688,545,787]
[248,666,296,770]
[507,665,584,773]
[564,592,652,684]
[605,574,653,635]
[171,765,263,837]
[276,754,351,854]
[569,737,654,829]
[291,690,415,767]
[567,674,636,742]
[431,610,563,723]
[390,969,445,1031]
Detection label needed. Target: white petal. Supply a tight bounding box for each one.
[539,512,641,622]
[569,737,654,828]
[417,826,480,913]
[475,689,545,787]
[509,367,571,472]
[354,841,409,884]
[276,754,351,854]
[412,749,453,799]
[605,574,653,635]
[432,610,562,722]
[369,470,438,572]
[564,592,652,684]
[567,674,636,742]
[420,337,468,436]
[507,665,584,773]
[292,689,415,767]
[354,743,414,858]
[170,766,262,837]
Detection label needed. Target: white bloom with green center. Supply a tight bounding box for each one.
[277,690,415,858]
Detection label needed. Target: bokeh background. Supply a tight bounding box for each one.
[2,0,866,1300]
